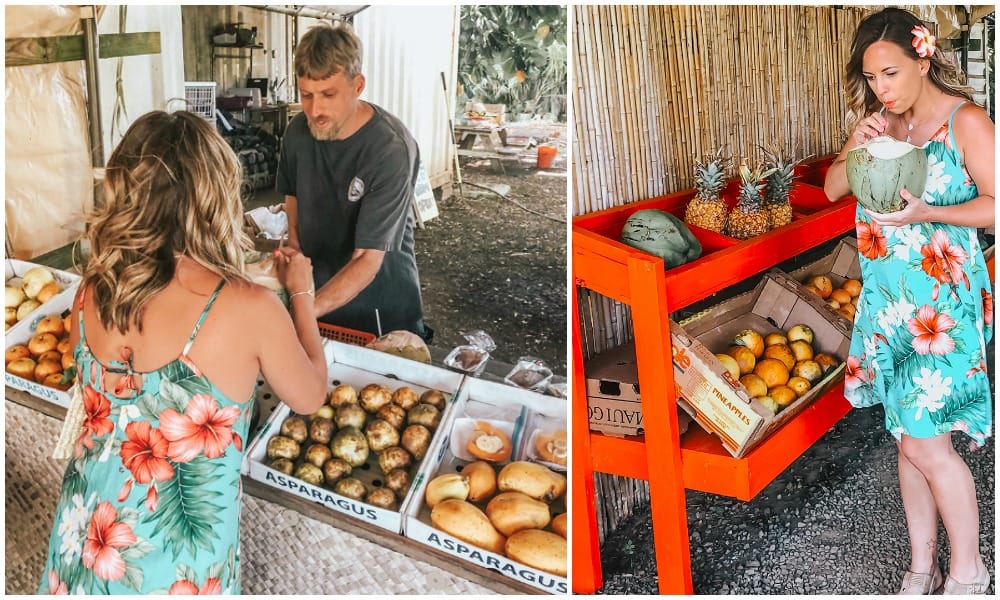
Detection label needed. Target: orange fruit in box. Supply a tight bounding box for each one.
[739,373,768,398]
[808,275,834,299]
[34,359,62,383]
[715,353,740,380]
[771,385,797,409]
[28,332,59,356]
[789,340,814,362]
[57,337,72,355]
[763,344,796,371]
[830,288,852,306]
[732,329,765,358]
[754,358,790,389]
[843,278,862,297]
[792,360,823,384]
[764,332,788,347]
[36,314,65,337]
[814,353,839,373]
[5,344,30,365]
[787,376,812,397]
[726,345,756,376]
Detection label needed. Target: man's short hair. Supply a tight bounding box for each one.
[294,22,363,80]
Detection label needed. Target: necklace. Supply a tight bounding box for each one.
[904,101,940,144]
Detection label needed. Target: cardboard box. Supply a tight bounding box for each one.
[672,271,850,457]
[5,259,81,339]
[404,376,568,594]
[790,236,861,330]
[4,282,79,409]
[584,342,692,437]
[243,339,465,533]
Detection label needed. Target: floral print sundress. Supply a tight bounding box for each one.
[845,101,994,448]
[40,280,254,594]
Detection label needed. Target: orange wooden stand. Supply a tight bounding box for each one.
[571,159,859,594]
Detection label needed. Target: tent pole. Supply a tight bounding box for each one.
[82,5,105,207]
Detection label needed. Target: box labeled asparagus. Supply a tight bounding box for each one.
[404,376,568,594]
[244,339,464,533]
[4,281,79,409]
[5,259,81,338]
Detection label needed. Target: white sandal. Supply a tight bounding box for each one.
[898,568,943,595]
[942,567,990,595]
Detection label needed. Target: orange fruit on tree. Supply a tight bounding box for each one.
[754,358,790,389]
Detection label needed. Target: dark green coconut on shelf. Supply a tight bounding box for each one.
[620,209,703,269]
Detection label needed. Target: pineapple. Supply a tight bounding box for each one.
[726,162,776,240]
[761,144,802,230]
[684,149,730,233]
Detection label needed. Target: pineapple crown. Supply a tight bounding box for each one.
[737,162,776,211]
[693,149,730,201]
[760,144,805,206]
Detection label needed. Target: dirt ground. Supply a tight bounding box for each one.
[414,122,568,374]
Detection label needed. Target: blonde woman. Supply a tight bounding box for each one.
[825,8,993,595]
[39,110,327,594]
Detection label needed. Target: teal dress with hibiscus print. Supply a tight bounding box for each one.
[845,101,994,448]
[40,281,253,594]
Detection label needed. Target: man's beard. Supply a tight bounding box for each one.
[307,116,340,141]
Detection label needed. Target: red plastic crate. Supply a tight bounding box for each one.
[317,322,377,346]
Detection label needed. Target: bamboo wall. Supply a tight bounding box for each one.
[572,3,868,545]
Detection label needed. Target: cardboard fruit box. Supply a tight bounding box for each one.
[584,342,692,437]
[790,236,861,330]
[4,281,79,409]
[405,376,568,594]
[5,259,81,339]
[671,270,850,458]
[244,339,464,534]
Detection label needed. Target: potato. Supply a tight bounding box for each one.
[377,403,407,430]
[330,426,369,467]
[335,404,367,430]
[21,266,54,299]
[430,499,506,555]
[407,403,441,429]
[498,461,567,502]
[309,416,335,444]
[280,416,309,444]
[419,389,447,410]
[266,435,301,461]
[304,443,333,468]
[293,462,324,486]
[485,492,551,536]
[334,477,367,500]
[378,446,412,474]
[269,457,294,475]
[16,299,41,322]
[322,458,353,485]
[390,386,419,410]
[384,468,411,496]
[505,529,567,576]
[365,487,397,510]
[365,419,400,453]
[401,424,431,460]
[328,383,358,408]
[359,383,392,413]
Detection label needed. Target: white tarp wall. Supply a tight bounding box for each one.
[299,5,459,188]
[5,6,93,259]
[97,6,185,155]
[4,5,184,260]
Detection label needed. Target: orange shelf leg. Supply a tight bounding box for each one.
[571,287,604,593]
[628,255,694,594]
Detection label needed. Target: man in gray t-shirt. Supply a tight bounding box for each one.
[275,22,428,340]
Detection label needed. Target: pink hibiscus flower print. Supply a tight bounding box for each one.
[159,394,241,463]
[920,229,968,288]
[169,577,223,595]
[929,124,949,145]
[857,220,888,260]
[983,289,994,327]
[75,385,115,456]
[81,502,137,582]
[47,570,68,594]
[844,355,868,391]
[120,421,175,484]
[906,305,956,355]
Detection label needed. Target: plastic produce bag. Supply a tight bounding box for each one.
[503,356,554,392]
[443,330,496,377]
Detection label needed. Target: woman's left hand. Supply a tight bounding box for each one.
[863,188,931,227]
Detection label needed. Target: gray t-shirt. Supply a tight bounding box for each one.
[276,103,425,336]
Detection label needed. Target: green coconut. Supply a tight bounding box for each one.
[620,209,702,269]
[845,136,927,213]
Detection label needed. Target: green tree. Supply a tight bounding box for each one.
[458,5,567,121]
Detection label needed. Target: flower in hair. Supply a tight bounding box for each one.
[911,25,936,58]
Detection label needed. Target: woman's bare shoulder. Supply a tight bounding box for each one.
[222,278,285,311]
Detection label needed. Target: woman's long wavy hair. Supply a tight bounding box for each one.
[843,7,974,134]
[85,110,252,334]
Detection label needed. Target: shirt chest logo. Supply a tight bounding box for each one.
[348,177,365,202]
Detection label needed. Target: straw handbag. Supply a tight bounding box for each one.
[52,381,85,459]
